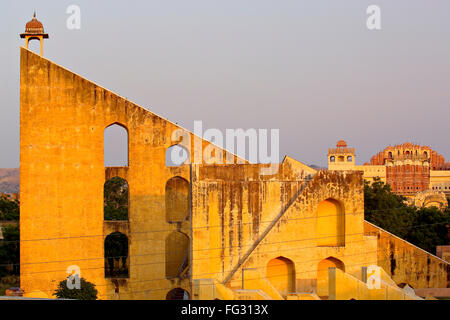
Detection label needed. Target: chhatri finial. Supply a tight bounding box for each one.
[33,11,36,18]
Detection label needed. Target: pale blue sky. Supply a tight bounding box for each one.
[1,1,450,168]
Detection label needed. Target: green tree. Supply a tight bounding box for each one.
[0,196,19,221]
[364,178,414,239]
[104,177,128,220]
[0,224,20,277]
[364,178,450,253]
[54,277,98,300]
[405,207,450,253]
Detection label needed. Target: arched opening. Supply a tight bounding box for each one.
[165,232,189,279]
[166,288,190,300]
[166,144,190,167]
[266,256,295,296]
[347,156,352,162]
[329,156,335,163]
[27,38,42,56]
[104,232,129,278]
[388,152,393,158]
[317,198,345,247]
[317,257,345,298]
[104,177,129,220]
[424,151,428,158]
[104,123,128,167]
[165,177,190,223]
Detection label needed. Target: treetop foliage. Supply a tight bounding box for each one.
[0,196,19,221]
[104,177,128,220]
[364,178,450,253]
[54,276,98,300]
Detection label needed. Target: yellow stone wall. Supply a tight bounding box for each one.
[329,267,420,300]
[364,221,449,289]
[192,165,379,297]
[355,165,386,184]
[430,170,450,194]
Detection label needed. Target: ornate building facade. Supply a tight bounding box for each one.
[370,143,432,195]
[328,141,450,199]
[370,143,450,196]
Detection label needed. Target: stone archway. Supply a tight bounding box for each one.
[317,198,345,247]
[266,256,295,296]
[165,231,190,279]
[104,177,129,221]
[317,257,344,298]
[104,123,129,167]
[166,288,190,300]
[104,232,129,278]
[165,176,190,223]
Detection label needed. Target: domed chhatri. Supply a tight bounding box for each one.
[20,12,49,57]
[336,140,347,148]
[25,13,44,33]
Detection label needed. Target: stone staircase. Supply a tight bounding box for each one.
[222,176,313,285]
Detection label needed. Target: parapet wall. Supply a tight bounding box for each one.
[364,221,449,289]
